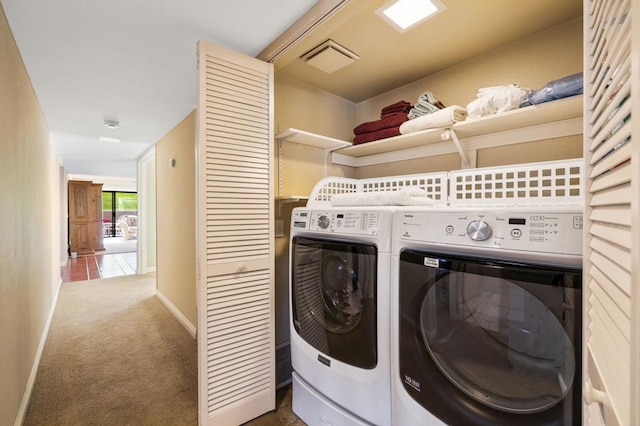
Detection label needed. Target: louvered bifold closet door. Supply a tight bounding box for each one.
[583,0,638,425]
[196,40,275,426]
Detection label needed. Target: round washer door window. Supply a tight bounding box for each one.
[420,275,575,413]
[319,253,363,333]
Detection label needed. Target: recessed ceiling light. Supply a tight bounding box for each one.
[376,0,446,32]
[104,118,120,129]
[98,136,121,143]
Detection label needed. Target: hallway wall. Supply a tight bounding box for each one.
[0,4,62,425]
[155,111,197,331]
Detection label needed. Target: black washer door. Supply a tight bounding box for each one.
[292,236,378,369]
[399,249,581,425]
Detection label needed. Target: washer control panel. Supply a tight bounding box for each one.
[292,210,379,235]
[398,210,583,255]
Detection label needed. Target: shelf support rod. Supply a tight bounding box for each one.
[444,128,471,169]
[277,138,283,197]
[324,148,329,177]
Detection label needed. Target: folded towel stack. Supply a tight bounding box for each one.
[400,105,468,134]
[408,91,446,119]
[380,100,412,118]
[353,100,411,145]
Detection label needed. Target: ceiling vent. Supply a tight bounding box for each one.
[300,40,359,74]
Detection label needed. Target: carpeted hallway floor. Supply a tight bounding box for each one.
[24,273,303,426]
[24,273,198,425]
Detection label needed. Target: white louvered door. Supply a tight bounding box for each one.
[583,0,638,425]
[196,40,275,425]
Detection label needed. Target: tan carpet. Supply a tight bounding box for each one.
[24,273,197,426]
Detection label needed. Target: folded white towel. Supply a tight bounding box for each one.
[330,188,435,206]
[399,106,468,134]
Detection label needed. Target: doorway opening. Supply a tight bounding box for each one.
[103,191,138,239]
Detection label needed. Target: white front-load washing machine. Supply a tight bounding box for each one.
[289,206,394,426]
[391,207,583,425]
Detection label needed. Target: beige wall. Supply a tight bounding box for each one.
[273,74,358,343]
[275,73,356,195]
[155,112,197,329]
[355,17,584,177]
[0,5,61,425]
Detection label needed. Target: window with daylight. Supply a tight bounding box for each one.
[102,192,138,237]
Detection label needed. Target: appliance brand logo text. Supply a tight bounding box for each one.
[423,257,439,268]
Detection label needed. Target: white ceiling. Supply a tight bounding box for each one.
[1,0,318,177]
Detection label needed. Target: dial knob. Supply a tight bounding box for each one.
[317,215,331,229]
[467,220,492,241]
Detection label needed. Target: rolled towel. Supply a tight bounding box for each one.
[520,72,583,107]
[330,187,435,206]
[400,106,468,134]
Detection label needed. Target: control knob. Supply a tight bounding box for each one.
[317,215,331,229]
[467,219,492,241]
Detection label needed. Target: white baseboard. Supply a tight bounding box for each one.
[156,290,196,339]
[14,277,62,426]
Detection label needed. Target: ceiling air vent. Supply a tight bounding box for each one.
[300,40,359,74]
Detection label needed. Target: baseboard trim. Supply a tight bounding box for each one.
[156,290,197,339]
[14,277,62,426]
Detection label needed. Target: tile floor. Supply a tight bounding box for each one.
[244,384,304,426]
[61,252,137,283]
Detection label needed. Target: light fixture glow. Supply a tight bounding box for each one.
[377,0,446,32]
[98,136,121,143]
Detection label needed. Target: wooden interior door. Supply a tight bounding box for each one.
[196,40,275,425]
[68,180,104,254]
[68,180,93,254]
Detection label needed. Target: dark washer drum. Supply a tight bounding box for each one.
[292,236,378,369]
[398,249,582,425]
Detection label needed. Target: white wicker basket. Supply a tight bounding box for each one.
[449,158,584,206]
[307,172,448,208]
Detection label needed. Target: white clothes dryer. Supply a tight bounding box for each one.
[391,207,583,426]
[289,206,394,426]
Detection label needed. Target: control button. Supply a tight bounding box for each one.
[445,225,454,234]
[336,219,342,227]
[530,236,544,242]
[467,220,492,241]
[510,229,522,238]
[317,215,330,229]
[530,222,545,228]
